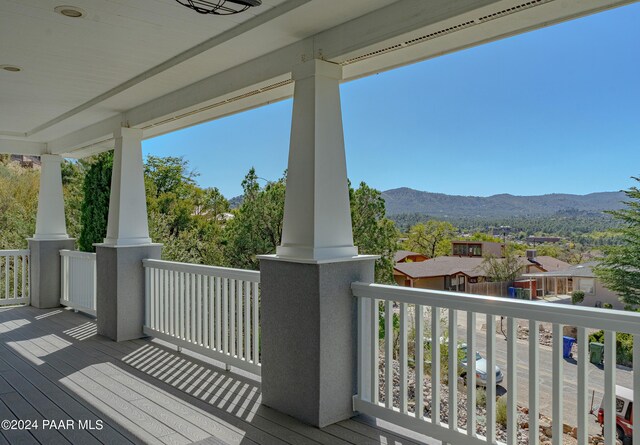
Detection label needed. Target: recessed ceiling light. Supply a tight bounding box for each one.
[0,65,22,72]
[54,5,86,18]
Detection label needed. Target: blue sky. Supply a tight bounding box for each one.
[143,3,640,199]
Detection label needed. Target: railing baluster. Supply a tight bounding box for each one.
[244,281,250,361]
[431,306,440,425]
[170,269,176,336]
[154,268,160,330]
[634,333,640,444]
[197,274,202,345]
[577,326,588,445]
[216,277,222,352]
[185,273,191,341]
[229,280,236,357]
[253,281,259,363]
[208,276,214,349]
[552,323,563,445]
[529,320,540,445]
[145,266,150,327]
[191,273,197,343]
[399,302,408,414]
[507,317,518,445]
[448,309,458,431]
[415,304,424,419]
[384,299,393,409]
[466,311,476,437]
[21,254,26,299]
[372,298,379,405]
[13,255,17,299]
[486,314,496,443]
[223,278,229,354]
[237,280,243,359]
[180,272,185,339]
[5,255,10,299]
[603,330,616,445]
[204,274,209,346]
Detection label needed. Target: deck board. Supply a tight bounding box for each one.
[0,305,427,445]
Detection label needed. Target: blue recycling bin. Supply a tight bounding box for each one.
[508,287,516,298]
[563,336,576,358]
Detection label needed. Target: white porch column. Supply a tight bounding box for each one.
[96,127,160,342]
[260,59,375,428]
[103,127,151,246]
[28,154,76,308]
[34,155,68,240]
[276,59,358,261]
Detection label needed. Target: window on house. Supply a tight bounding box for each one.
[579,278,595,294]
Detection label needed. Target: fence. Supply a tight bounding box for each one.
[143,259,261,376]
[0,250,29,306]
[60,250,97,315]
[351,282,640,445]
[466,281,512,297]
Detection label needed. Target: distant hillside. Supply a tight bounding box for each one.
[382,187,626,217]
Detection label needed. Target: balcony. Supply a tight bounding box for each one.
[2,249,639,444]
[0,1,637,444]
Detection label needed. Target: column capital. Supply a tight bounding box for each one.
[114,127,143,140]
[292,59,342,81]
[39,154,63,164]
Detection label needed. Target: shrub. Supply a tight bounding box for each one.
[571,290,585,305]
[603,303,613,309]
[496,395,508,427]
[476,387,487,408]
[589,330,634,367]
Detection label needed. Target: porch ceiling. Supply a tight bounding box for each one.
[0,0,635,157]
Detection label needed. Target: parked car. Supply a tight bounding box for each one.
[458,344,504,387]
[596,385,633,444]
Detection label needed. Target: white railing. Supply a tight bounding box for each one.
[0,250,29,306]
[60,250,97,316]
[143,259,261,376]
[352,282,640,445]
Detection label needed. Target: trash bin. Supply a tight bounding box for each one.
[589,342,604,365]
[563,336,576,358]
[508,287,516,298]
[515,288,522,299]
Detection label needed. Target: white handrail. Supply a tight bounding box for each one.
[352,282,638,445]
[60,250,97,316]
[143,259,261,376]
[143,259,260,282]
[0,250,30,305]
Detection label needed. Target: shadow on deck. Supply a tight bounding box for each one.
[0,305,435,445]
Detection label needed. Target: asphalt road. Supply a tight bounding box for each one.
[451,311,633,437]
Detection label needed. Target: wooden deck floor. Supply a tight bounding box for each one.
[0,305,434,445]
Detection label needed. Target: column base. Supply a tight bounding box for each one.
[96,243,162,342]
[27,238,76,308]
[259,255,375,427]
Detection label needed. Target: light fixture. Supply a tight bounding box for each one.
[175,0,262,15]
[0,65,22,72]
[54,5,86,18]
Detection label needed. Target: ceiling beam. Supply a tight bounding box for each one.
[0,139,47,156]
[44,0,635,156]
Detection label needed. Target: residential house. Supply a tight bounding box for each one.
[451,240,503,257]
[394,252,569,292]
[522,261,622,309]
[394,250,429,264]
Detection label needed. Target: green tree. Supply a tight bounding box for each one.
[482,246,523,282]
[0,162,39,249]
[405,221,456,258]
[78,152,113,252]
[350,182,399,283]
[224,168,286,270]
[595,177,640,307]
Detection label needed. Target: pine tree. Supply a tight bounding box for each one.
[78,152,113,252]
[595,177,640,308]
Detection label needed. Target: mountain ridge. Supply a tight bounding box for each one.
[381,187,626,217]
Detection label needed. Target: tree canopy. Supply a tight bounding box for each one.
[404,220,456,258]
[595,177,640,308]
